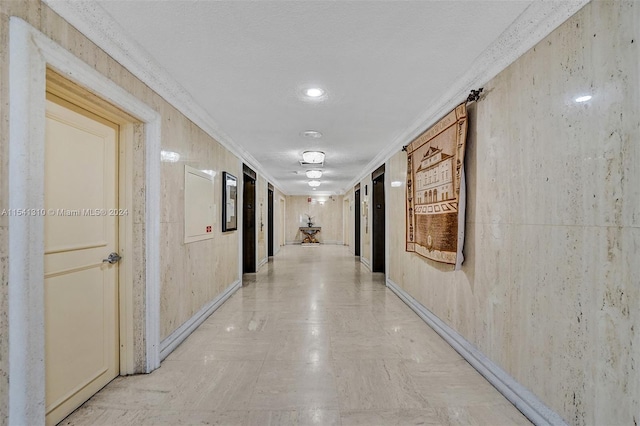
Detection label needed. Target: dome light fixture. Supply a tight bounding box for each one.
[301,130,323,139]
[308,180,321,187]
[302,151,325,164]
[306,170,323,179]
[304,88,325,98]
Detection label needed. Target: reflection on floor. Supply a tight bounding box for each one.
[62,245,530,425]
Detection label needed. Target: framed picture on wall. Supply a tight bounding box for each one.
[222,172,237,232]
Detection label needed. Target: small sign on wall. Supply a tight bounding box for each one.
[184,165,216,243]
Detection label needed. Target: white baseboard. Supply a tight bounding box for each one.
[386,278,567,426]
[159,279,241,360]
[258,257,268,269]
[360,257,371,270]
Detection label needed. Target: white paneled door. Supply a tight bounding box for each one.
[44,97,120,425]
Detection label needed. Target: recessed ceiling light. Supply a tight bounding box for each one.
[301,130,323,139]
[306,170,323,179]
[575,95,592,103]
[308,180,321,187]
[302,151,325,164]
[391,181,403,187]
[305,88,324,98]
[160,150,180,163]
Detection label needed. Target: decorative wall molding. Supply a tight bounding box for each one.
[386,278,568,426]
[43,0,284,195]
[160,279,241,360]
[8,17,161,424]
[343,0,590,192]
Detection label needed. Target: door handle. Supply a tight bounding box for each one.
[102,252,122,264]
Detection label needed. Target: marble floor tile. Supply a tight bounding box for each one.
[266,329,332,362]
[129,409,248,425]
[403,359,512,407]
[243,408,340,426]
[249,360,339,410]
[199,309,276,334]
[333,358,429,410]
[63,245,529,425]
[59,406,137,425]
[330,330,402,360]
[165,332,273,362]
[340,409,442,426]
[385,325,465,363]
[328,308,384,333]
[433,405,533,426]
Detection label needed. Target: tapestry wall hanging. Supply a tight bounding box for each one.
[405,103,468,268]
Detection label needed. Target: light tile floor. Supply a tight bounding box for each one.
[63,245,531,425]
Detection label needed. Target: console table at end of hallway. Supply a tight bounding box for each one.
[299,227,321,244]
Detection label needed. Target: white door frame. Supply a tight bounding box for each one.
[279,196,286,246]
[8,18,161,425]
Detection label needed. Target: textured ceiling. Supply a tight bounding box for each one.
[89,1,533,195]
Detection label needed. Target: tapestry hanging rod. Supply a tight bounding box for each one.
[466,87,483,103]
[402,87,483,151]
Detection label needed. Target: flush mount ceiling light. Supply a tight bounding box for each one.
[306,170,323,179]
[308,180,321,187]
[160,150,180,163]
[575,95,592,103]
[304,88,325,98]
[302,151,325,164]
[301,130,323,139]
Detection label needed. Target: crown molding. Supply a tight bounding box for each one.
[343,0,590,192]
[43,0,285,194]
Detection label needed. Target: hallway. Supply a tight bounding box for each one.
[62,246,529,425]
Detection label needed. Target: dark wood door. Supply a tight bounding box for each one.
[372,173,385,272]
[243,174,256,273]
[268,188,274,257]
[354,189,361,256]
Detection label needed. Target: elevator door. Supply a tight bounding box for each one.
[354,189,361,256]
[243,172,256,273]
[372,172,385,272]
[268,188,274,256]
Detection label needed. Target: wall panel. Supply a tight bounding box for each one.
[387,2,640,424]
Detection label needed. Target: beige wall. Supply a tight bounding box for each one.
[342,196,351,248]
[0,3,242,417]
[285,195,344,244]
[273,187,286,253]
[345,188,355,254]
[388,2,639,424]
[160,130,240,339]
